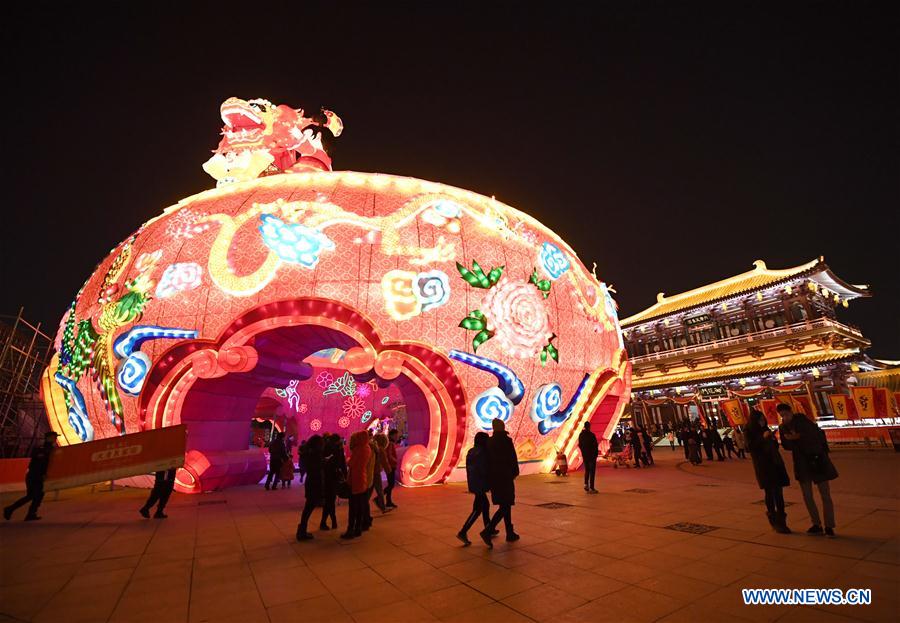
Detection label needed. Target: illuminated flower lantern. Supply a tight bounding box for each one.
[41,97,631,493]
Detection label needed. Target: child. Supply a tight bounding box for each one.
[552,450,568,476]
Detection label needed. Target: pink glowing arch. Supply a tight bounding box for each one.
[138,298,468,492]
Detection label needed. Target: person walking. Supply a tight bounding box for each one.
[746,409,791,534]
[733,428,747,459]
[578,422,599,493]
[711,427,726,461]
[362,433,378,530]
[778,405,839,537]
[296,435,324,540]
[457,432,497,545]
[480,419,520,547]
[679,428,690,460]
[700,428,714,461]
[265,432,287,490]
[384,429,399,509]
[628,428,643,468]
[5,431,58,521]
[723,433,737,459]
[372,433,390,513]
[320,434,346,531]
[640,427,655,466]
[139,468,176,519]
[687,429,703,464]
[341,431,372,539]
[667,430,676,452]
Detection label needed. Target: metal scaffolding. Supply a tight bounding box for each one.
[0,308,54,458]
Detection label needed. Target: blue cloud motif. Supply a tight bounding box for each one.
[538,242,570,280]
[530,374,592,435]
[117,352,151,397]
[530,383,563,426]
[54,373,94,442]
[432,200,462,219]
[259,214,335,268]
[472,387,514,431]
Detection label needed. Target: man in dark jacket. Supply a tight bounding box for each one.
[480,419,520,547]
[700,428,714,460]
[265,432,287,490]
[710,427,725,461]
[4,431,58,521]
[578,422,599,494]
[778,404,839,537]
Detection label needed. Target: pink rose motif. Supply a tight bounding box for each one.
[155,262,203,299]
[483,279,552,359]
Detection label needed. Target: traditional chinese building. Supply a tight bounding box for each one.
[620,258,886,428]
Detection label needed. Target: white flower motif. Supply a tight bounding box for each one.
[413,270,451,312]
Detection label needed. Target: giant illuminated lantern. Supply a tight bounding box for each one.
[41,97,631,493]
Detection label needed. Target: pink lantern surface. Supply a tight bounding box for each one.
[41,98,631,493]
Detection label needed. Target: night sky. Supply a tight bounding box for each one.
[3,2,897,356]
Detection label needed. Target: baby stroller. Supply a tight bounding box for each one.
[603,443,632,468]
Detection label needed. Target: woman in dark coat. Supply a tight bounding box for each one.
[296,435,324,540]
[480,419,520,547]
[457,432,498,545]
[320,434,347,531]
[745,410,791,534]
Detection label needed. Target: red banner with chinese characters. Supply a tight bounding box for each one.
[720,399,746,427]
[828,394,858,420]
[44,425,186,491]
[851,386,875,418]
[760,399,781,425]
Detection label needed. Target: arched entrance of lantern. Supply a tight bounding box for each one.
[138,299,468,493]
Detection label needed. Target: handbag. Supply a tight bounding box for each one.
[336,476,351,500]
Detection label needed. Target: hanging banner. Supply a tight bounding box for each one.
[828,394,857,420]
[772,383,805,394]
[791,396,814,419]
[760,399,781,425]
[731,387,767,398]
[851,386,878,419]
[721,399,746,427]
[672,395,698,405]
[873,387,889,419]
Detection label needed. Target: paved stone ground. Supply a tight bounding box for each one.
[1,448,898,623]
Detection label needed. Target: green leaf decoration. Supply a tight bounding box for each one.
[457,260,502,289]
[473,329,493,352]
[529,269,551,298]
[471,261,491,288]
[459,316,486,331]
[470,309,485,319]
[547,343,559,363]
[540,348,548,366]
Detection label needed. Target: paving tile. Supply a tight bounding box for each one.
[332,580,408,614]
[266,594,350,623]
[413,584,494,620]
[465,569,541,600]
[561,585,685,623]
[441,602,535,623]
[502,583,587,621]
[352,598,439,622]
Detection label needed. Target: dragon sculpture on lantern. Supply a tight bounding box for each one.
[202,97,344,185]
